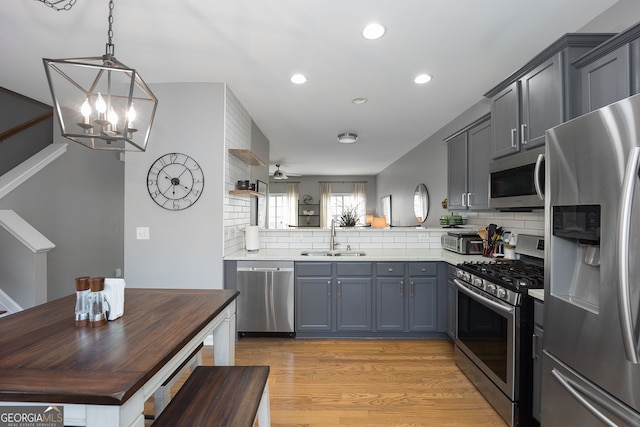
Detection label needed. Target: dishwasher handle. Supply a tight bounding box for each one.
[237,267,294,272]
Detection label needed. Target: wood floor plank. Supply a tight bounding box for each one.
[146,338,507,426]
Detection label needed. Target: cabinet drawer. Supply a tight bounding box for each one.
[296,262,332,277]
[408,262,437,276]
[336,262,372,276]
[376,262,405,276]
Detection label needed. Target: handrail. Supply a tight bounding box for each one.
[0,110,54,142]
[0,210,55,254]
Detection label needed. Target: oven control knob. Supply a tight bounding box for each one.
[462,272,471,282]
[473,277,483,288]
[456,270,464,279]
[487,283,496,294]
[496,287,507,299]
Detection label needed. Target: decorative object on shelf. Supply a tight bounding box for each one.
[236,180,250,190]
[337,132,358,144]
[380,195,392,227]
[441,198,448,209]
[147,153,204,211]
[302,194,313,204]
[372,216,387,228]
[42,0,157,152]
[339,206,359,227]
[413,183,430,223]
[365,214,374,225]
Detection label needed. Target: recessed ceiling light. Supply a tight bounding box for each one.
[352,97,368,104]
[290,74,308,84]
[362,23,386,40]
[337,132,358,144]
[414,74,432,84]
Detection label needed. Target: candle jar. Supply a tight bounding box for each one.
[74,276,90,327]
[89,277,108,327]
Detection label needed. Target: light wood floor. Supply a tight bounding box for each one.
[148,338,507,426]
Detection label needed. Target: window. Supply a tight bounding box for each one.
[268,194,289,229]
[329,193,356,223]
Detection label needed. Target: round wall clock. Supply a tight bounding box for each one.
[146,153,204,211]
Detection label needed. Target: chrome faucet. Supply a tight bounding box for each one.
[330,219,339,251]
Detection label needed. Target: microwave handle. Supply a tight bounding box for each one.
[534,153,545,200]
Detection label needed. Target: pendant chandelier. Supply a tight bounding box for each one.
[43,0,157,151]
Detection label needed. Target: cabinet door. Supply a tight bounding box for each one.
[447,267,457,340]
[336,277,372,331]
[491,81,520,159]
[467,118,491,210]
[521,53,563,149]
[295,277,333,331]
[580,44,630,114]
[447,132,468,210]
[376,278,406,331]
[408,277,437,331]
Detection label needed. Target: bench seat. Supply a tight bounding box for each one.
[153,365,270,427]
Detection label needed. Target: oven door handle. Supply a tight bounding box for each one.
[454,279,514,315]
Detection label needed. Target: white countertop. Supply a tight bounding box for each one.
[529,289,544,301]
[224,248,487,265]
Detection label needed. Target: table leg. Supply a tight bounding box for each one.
[212,302,236,366]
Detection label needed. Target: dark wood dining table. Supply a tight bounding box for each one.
[0,288,239,427]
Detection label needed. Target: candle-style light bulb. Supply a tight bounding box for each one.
[80,98,92,124]
[95,93,107,115]
[107,106,118,128]
[127,103,136,127]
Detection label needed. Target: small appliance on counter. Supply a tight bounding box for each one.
[441,231,483,255]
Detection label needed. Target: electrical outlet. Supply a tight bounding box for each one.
[293,233,303,240]
[136,227,150,240]
[418,233,429,241]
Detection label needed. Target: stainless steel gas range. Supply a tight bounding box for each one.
[453,234,544,427]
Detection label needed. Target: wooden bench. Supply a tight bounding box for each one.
[153,365,271,427]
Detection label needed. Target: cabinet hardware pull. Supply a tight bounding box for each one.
[511,128,517,148]
[327,281,331,297]
[388,268,394,272]
[338,281,341,297]
[521,123,528,145]
[532,333,538,360]
[410,281,415,297]
[400,281,404,297]
[461,193,467,207]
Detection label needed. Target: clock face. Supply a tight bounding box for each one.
[147,153,204,211]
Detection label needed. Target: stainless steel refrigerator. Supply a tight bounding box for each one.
[543,93,640,426]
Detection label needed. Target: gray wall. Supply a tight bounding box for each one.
[376,100,491,227]
[0,134,125,301]
[124,83,226,289]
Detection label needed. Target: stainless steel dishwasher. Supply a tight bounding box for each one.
[236,261,295,335]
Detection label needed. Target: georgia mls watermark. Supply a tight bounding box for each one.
[0,406,63,427]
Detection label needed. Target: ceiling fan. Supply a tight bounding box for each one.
[271,164,301,180]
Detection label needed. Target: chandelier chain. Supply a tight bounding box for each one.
[105,0,115,57]
[34,0,76,11]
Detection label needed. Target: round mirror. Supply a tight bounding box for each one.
[413,183,429,223]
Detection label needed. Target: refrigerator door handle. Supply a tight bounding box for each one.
[551,369,618,427]
[534,153,545,200]
[618,146,640,364]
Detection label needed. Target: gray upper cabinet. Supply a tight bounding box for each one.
[485,34,614,159]
[446,114,491,210]
[573,22,640,115]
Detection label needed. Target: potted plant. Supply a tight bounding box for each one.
[441,198,448,209]
[339,206,359,227]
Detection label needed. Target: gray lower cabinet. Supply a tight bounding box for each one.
[376,261,439,333]
[295,262,372,334]
[296,260,442,337]
[532,298,544,423]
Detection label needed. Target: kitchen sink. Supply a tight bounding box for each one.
[300,250,366,257]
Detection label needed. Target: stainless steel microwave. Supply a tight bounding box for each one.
[489,146,545,210]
